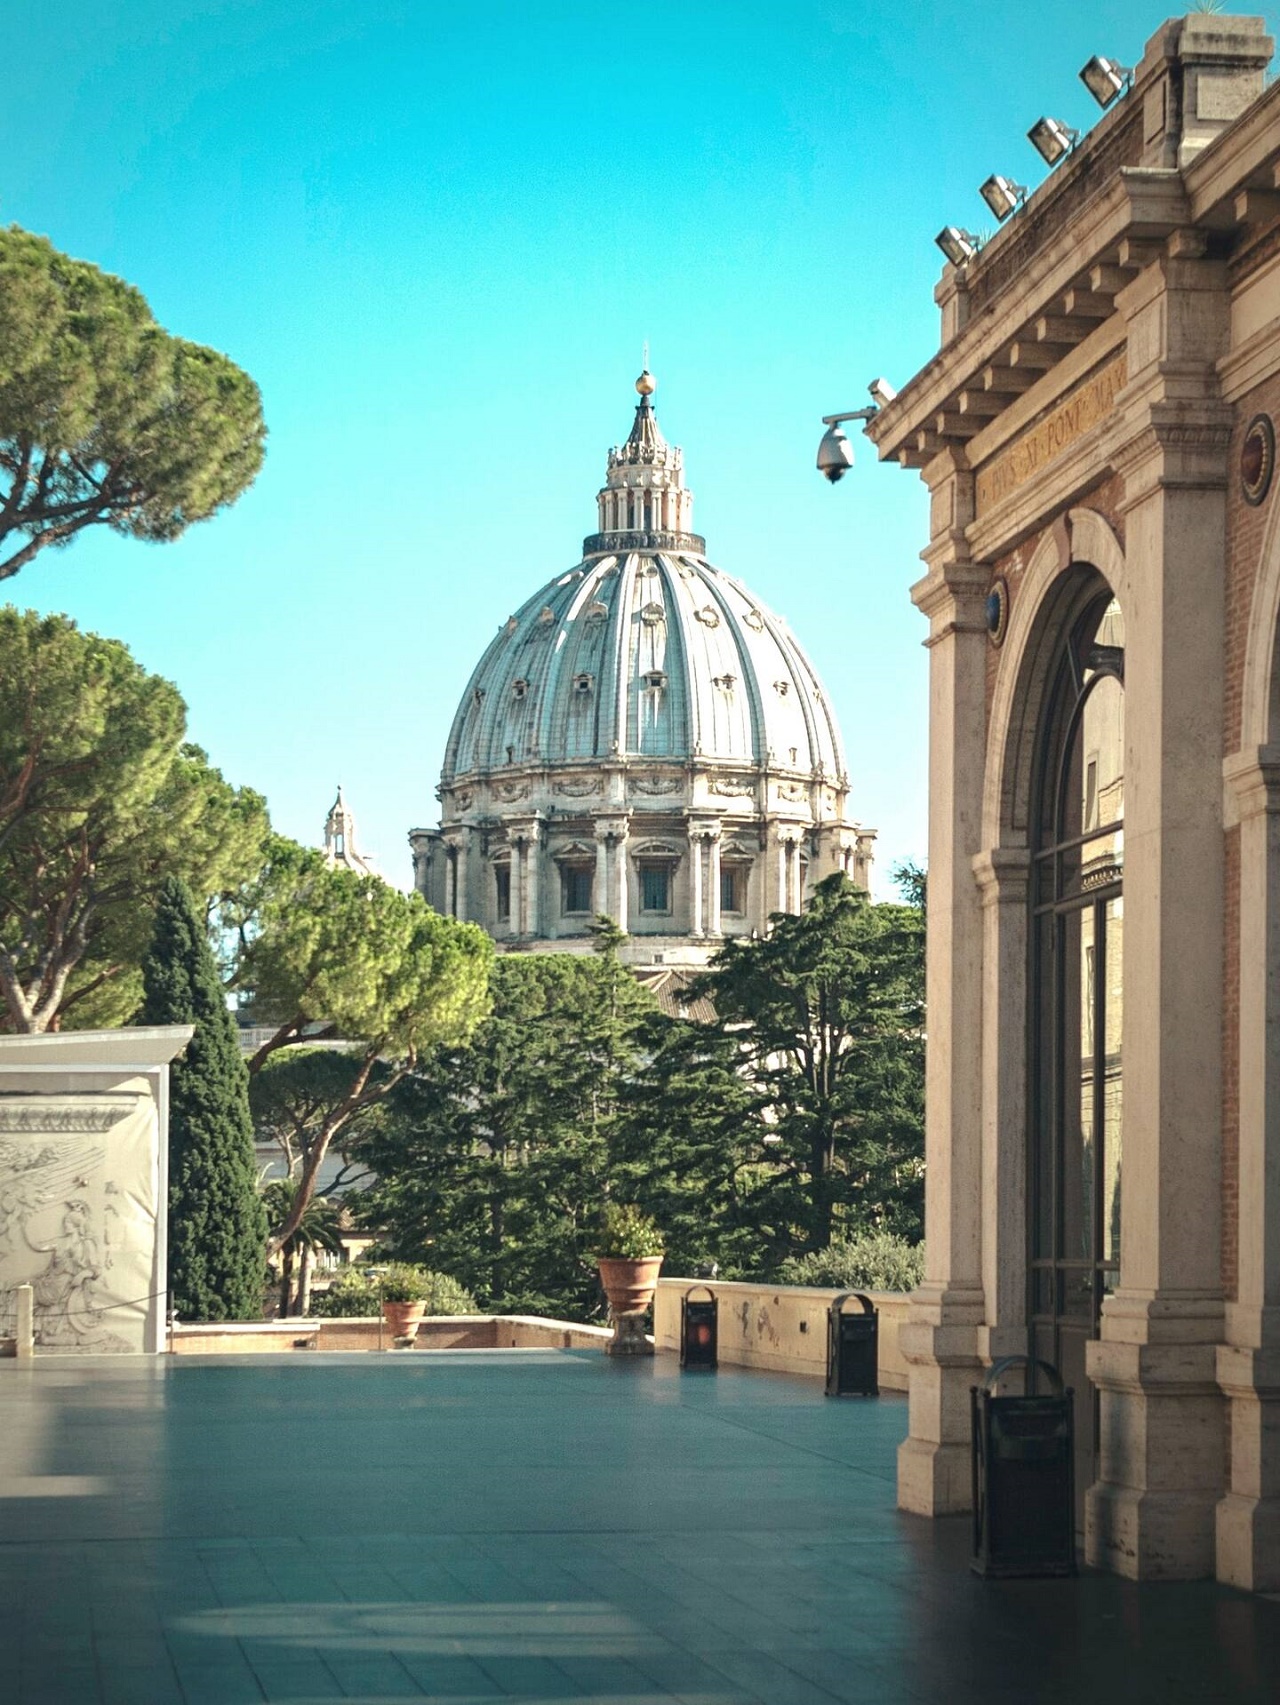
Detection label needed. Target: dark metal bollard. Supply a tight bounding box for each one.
[971,1355,1076,1578]
[680,1285,718,1369]
[825,1292,879,1397]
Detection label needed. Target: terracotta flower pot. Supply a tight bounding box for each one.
[381,1299,426,1342]
[597,1256,663,1317]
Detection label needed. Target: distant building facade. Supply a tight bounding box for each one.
[410,374,873,970]
[868,13,1280,1588]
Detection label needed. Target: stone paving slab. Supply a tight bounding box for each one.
[1,1350,1278,1703]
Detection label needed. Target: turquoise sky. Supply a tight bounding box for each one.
[4,2,1237,893]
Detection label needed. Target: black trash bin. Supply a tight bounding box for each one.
[971,1355,1076,1578]
[825,1292,879,1397]
[680,1285,718,1369]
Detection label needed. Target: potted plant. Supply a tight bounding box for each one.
[376,1263,429,1343]
[595,1204,664,1356]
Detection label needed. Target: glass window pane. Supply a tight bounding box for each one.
[1102,896,1123,1266]
[640,866,669,912]
[1061,908,1095,1264]
[562,866,592,914]
[1033,910,1056,1261]
[495,866,511,920]
[720,866,744,913]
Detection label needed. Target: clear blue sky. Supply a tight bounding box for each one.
[3,2,1244,894]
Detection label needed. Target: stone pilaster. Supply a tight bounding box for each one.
[897,450,989,1517]
[1085,248,1231,1579]
[972,847,1032,1366]
[1216,748,1280,1590]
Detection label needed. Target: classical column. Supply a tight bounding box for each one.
[517,840,530,936]
[707,825,722,936]
[896,450,989,1519]
[594,822,611,919]
[1216,747,1280,1590]
[453,829,470,923]
[614,822,630,933]
[526,822,542,938]
[1085,247,1230,1579]
[776,828,791,914]
[690,830,705,937]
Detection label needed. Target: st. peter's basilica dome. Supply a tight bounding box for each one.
[410,374,873,968]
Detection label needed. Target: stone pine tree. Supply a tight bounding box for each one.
[141,876,266,1320]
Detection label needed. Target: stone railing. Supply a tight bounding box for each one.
[170,1314,613,1354]
[654,1278,911,1390]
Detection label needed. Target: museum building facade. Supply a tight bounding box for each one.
[867,12,1280,1587]
[410,376,873,970]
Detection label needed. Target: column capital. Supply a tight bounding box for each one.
[592,813,630,843]
[1224,745,1280,824]
[687,815,723,842]
[972,844,1031,904]
[911,558,991,641]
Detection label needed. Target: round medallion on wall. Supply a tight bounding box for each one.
[986,576,1009,647]
[1242,413,1275,507]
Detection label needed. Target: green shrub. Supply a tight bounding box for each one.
[596,1203,665,1259]
[311,1265,478,1317]
[776,1231,924,1293]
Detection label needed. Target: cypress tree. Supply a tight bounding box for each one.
[140,876,266,1320]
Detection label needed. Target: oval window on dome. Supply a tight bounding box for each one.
[695,605,720,628]
[640,602,666,627]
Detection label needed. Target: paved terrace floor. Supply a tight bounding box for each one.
[1,1350,1277,1705]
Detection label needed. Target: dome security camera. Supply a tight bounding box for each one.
[816,422,855,483]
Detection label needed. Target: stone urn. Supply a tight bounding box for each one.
[381,1300,426,1344]
[597,1256,663,1357]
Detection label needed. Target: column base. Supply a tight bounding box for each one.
[1216,1492,1280,1591]
[897,1435,973,1516]
[1215,1339,1280,1590]
[1086,1484,1219,1580]
[896,1285,985,1517]
[1085,1320,1224,1581]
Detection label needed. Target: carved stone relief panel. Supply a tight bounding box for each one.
[0,1092,160,1354]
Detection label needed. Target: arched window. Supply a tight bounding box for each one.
[1029,581,1125,1487]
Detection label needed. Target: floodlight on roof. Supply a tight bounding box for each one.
[935,226,980,267]
[1027,116,1080,166]
[1080,54,1133,109]
[979,174,1028,222]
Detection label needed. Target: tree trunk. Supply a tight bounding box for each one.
[298,1246,314,1318]
[279,1245,294,1316]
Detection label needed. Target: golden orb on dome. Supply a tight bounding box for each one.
[635,369,656,396]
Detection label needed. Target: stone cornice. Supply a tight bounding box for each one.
[868,171,1188,467]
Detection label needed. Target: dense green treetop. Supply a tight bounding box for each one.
[692,872,926,1250]
[0,226,265,581]
[139,876,266,1322]
[357,948,653,1317]
[234,835,492,1250]
[0,608,268,1032]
